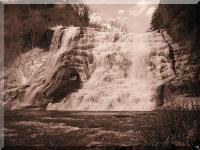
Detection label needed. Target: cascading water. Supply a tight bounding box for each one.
[10,25,175,110]
[14,26,83,108]
[46,28,175,111]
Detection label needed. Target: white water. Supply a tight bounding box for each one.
[18,26,81,107]
[47,29,175,111]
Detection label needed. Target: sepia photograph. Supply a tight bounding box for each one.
[1,0,200,149]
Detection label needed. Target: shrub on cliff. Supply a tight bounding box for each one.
[151,4,200,42]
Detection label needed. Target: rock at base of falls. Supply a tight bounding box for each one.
[42,68,81,103]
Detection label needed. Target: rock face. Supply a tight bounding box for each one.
[151,4,200,109]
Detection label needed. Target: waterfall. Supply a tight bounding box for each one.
[46,29,175,111]
[11,26,175,110]
[15,26,82,108]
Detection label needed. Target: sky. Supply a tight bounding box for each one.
[88,3,158,33]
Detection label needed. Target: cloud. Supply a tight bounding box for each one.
[116,16,122,20]
[137,0,151,4]
[145,7,156,17]
[137,0,160,4]
[128,0,152,16]
[133,22,140,26]
[118,10,125,15]
[121,17,129,21]
[128,5,148,16]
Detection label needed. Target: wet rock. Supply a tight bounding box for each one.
[155,85,165,107]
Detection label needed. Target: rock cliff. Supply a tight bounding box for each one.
[151,4,200,109]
